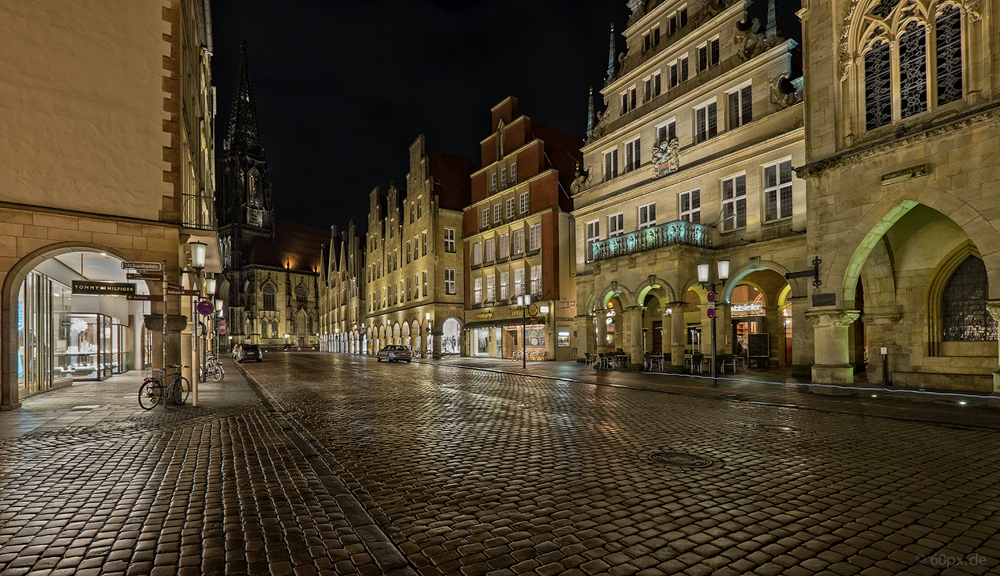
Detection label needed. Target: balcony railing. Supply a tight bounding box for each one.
[182,192,216,231]
[590,219,710,263]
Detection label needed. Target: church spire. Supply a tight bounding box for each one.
[225,40,264,156]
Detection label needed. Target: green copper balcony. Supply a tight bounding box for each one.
[590,220,710,263]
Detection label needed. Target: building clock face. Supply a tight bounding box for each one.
[249,208,263,227]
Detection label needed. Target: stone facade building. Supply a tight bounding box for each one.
[799,0,1000,390]
[319,222,365,353]
[216,43,326,351]
[362,136,476,357]
[0,0,218,408]
[463,98,582,361]
[572,0,808,371]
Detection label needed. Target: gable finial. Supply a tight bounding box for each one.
[606,23,617,82]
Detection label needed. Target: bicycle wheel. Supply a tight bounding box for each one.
[171,376,191,405]
[211,366,224,382]
[138,380,161,410]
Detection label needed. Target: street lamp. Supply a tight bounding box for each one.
[516,294,531,368]
[697,260,730,378]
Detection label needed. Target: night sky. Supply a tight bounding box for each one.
[211,0,799,235]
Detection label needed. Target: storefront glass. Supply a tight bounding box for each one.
[18,272,73,394]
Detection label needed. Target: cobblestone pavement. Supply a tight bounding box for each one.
[0,364,406,576]
[2,353,1000,576]
[246,353,1000,576]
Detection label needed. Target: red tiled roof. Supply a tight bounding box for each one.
[426,150,477,211]
[250,220,329,273]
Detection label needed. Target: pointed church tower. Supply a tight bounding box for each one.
[218,40,274,274]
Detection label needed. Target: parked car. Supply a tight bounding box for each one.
[236,344,262,363]
[377,345,412,363]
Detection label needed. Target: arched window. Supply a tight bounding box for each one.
[295,284,308,306]
[942,257,997,341]
[270,321,278,338]
[859,2,966,132]
[262,283,276,310]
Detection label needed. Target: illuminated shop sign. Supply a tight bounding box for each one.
[71,281,136,296]
[731,303,763,313]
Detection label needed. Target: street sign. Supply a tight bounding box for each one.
[126,272,163,281]
[219,325,227,335]
[121,261,163,271]
[166,288,199,296]
[706,291,716,303]
[127,294,163,302]
[197,300,215,315]
[707,308,716,319]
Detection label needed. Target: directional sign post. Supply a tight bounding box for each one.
[127,272,163,281]
[127,293,163,302]
[121,261,163,271]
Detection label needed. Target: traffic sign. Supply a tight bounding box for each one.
[121,261,162,271]
[166,288,200,296]
[707,291,716,303]
[707,308,716,319]
[127,294,163,302]
[127,272,163,281]
[197,300,215,315]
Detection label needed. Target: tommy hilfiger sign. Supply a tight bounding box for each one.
[71,281,136,296]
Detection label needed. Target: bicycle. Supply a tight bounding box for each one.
[138,364,191,410]
[200,354,225,382]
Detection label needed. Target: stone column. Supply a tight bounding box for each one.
[863,311,903,385]
[596,309,608,354]
[789,296,814,377]
[626,306,644,368]
[765,302,784,367]
[668,302,688,368]
[576,314,594,360]
[987,300,1000,393]
[807,308,860,384]
[717,302,732,355]
[432,330,443,359]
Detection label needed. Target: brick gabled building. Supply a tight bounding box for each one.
[462,97,582,360]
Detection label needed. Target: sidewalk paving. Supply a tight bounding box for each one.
[0,361,412,576]
[410,355,1000,430]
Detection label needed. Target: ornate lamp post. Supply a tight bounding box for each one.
[516,294,531,368]
[697,260,730,378]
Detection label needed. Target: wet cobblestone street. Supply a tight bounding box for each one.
[2,352,1000,575]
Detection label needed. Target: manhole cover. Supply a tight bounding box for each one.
[750,424,802,432]
[646,451,714,468]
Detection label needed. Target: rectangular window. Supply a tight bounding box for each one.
[695,101,718,143]
[630,86,637,110]
[699,44,708,71]
[413,237,419,260]
[422,231,427,256]
[417,198,422,219]
[500,271,509,300]
[529,223,541,251]
[499,234,510,258]
[624,137,641,172]
[728,85,753,129]
[422,271,428,297]
[643,32,651,52]
[444,228,455,253]
[722,174,747,231]
[679,7,688,26]
[656,120,677,144]
[652,26,661,46]
[481,208,489,228]
[513,229,525,254]
[485,238,495,262]
[680,56,689,81]
[710,37,720,66]
[445,268,455,294]
[406,241,411,263]
[644,76,652,102]
[506,198,515,219]
[653,72,662,96]
[407,277,412,301]
[680,189,701,223]
[514,268,525,296]
[410,205,415,224]
[487,275,495,302]
[621,91,628,114]
[474,277,482,304]
[415,274,421,298]
[638,203,656,229]
[764,160,794,221]
[491,173,497,192]
[608,213,624,237]
[494,204,502,223]
[500,168,507,188]
[603,149,619,181]
[473,242,482,265]
[670,62,678,87]
[586,220,600,262]
[519,192,530,214]
[531,265,542,296]
[510,163,517,183]
[669,14,677,35]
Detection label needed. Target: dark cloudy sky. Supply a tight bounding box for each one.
[211,0,799,234]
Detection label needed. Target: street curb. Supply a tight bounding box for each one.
[234,363,417,575]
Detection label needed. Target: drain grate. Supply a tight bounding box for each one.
[646,451,715,469]
[750,424,802,433]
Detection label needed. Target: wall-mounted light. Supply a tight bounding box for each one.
[189,241,207,271]
[205,276,217,297]
[215,299,223,315]
[697,264,710,284]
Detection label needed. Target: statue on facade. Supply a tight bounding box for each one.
[769,74,804,109]
[733,17,768,61]
[570,162,591,195]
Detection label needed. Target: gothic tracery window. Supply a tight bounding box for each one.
[262,283,276,310]
[860,1,965,132]
[942,257,998,342]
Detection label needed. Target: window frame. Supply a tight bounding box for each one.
[586,220,600,263]
[513,229,525,255]
[445,268,456,295]
[624,137,641,172]
[763,159,794,222]
[638,202,656,229]
[721,173,747,231]
[473,242,482,265]
[727,83,753,130]
[444,228,455,253]
[519,192,530,214]
[529,223,541,251]
[679,188,701,223]
[603,148,619,182]
[694,99,718,143]
[608,213,624,237]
